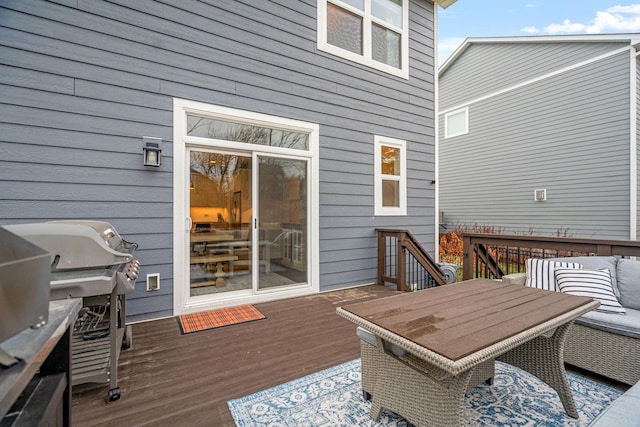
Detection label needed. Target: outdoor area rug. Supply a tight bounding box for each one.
[177,304,265,334]
[228,359,622,426]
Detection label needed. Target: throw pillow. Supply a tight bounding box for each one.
[615,259,640,310]
[525,258,582,292]
[554,268,626,314]
[548,256,619,296]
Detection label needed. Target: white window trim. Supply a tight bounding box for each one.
[317,0,409,79]
[374,135,407,216]
[444,106,469,139]
[173,98,320,315]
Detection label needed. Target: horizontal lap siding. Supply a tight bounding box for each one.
[440,41,629,111]
[0,0,437,319]
[439,49,631,239]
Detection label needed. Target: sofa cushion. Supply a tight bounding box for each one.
[589,379,640,427]
[555,268,625,314]
[550,256,619,297]
[525,258,582,292]
[616,259,640,310]
[576,307,640,340]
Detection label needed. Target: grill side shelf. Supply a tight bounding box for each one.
[71,326,124,387]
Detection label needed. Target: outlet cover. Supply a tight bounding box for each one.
[147,273,160,291]
[534,189,547,202]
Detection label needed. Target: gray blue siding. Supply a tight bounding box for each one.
[440,40,630,112]
[0,0,438,321]
[439,40,634,240]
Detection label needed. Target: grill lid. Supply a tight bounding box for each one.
[4,220,136,271]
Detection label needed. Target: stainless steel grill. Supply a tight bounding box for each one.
[5,220,140,402]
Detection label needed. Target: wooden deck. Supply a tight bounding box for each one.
[71,283,628,426]
[71,285,401,427]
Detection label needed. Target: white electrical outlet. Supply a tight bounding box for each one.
[534,189,547,202]
[146,273,160,291]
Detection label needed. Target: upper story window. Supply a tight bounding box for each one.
[375,135,407,215]
[444,107,469,138]
[318,0,409,79]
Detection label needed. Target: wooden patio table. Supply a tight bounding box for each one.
[337,278,600,427]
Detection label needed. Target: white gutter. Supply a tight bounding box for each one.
[434,4,440,260]
[631,49,639,240]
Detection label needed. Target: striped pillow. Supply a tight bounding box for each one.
[525,258,582,292]
[554,268,626,314]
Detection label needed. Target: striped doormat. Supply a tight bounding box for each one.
[177,304,266,334]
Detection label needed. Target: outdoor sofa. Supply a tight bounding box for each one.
[502,255,640,386]
[589,379,640,426]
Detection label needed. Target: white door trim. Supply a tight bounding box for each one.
[173,98,319,315]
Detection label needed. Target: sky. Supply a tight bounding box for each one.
[437,1,640,65]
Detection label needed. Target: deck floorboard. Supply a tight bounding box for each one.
[71,285,400,426]
[71,284,628,426]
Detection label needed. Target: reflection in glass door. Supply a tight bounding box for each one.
[257,156,308,291]
[189,150,252,297]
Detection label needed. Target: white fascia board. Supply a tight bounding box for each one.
[462,33,639,45]
[438,38,471,75]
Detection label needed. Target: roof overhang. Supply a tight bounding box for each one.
[435,0,457,9]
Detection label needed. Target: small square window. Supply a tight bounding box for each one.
[444,107,469,138]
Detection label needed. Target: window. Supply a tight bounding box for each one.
[318,0,409,78]
[187,115,309,150]
[375,136,406,215]
[444,107,469,138]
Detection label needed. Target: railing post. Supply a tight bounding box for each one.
[397,234,407,291]
[462,234,472,281]
[597,244,613,256]
[377,231,384,285]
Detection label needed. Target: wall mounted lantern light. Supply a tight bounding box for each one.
[143,136,162,167]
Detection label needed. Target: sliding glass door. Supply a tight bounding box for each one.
[189,150,252,297]
[187,150,309,299]
[257,155,308,291]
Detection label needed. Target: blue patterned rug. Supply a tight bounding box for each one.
[228,360,622,426]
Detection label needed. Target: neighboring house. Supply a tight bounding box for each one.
[437,34,640,240]
[0,0,454,321]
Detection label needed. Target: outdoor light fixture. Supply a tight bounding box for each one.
[143,137,162,167]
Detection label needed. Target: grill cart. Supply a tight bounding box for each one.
[5,221,140,402]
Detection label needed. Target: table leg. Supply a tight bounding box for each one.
[215,261,226,287]
[497,321,578,419]
[370,346,475,427]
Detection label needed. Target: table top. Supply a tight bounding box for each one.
[337,279,599,372]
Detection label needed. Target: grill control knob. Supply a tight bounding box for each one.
[125,259,140,280]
